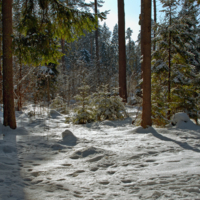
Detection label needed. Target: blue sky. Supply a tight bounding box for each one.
[85,0,164,42]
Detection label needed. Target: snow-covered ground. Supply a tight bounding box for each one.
[0,105,200,200]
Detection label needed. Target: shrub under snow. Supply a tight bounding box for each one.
[171,112,190,125]
[50,95,68,114]
[72,84,94,124]
[71,84,128,124]
[93,85,128,121]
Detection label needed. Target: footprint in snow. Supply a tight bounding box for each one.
[31,171,40,177]
[32,163,41,166]
[107,170,116,175]
[62,163,72,166]
[68,170,85,177]
[99,180,110,185]
[121,179,132,183]
[90,167,99,171]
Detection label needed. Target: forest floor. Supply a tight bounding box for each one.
[0,105,200,200]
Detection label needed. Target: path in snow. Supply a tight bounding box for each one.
[0,107,200,199]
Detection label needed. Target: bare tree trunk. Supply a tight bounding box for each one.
[0,35,2,104]
[141,0,152,128]
[153,0,157,51]
[141,0,144,75]
[2,0,16,129]
[118,0,127,102]
[95,0,100,85]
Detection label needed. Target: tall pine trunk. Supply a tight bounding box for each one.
[2,0,16,129]
[141,0,152,128]
[118,0,127,102]
[153,0,157,51]
[0,35,2,104]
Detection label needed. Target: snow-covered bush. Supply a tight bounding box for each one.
[50,95,68,114]
[92,85,128,121]
[70,84,128,124]
[171,112,190,126]
[72,83,94,124]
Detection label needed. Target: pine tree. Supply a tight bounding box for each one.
[118,0,127,102]
[0,1,2,104]
[141,0,152,128]
[92,85,127,121]
[72,83,94,124]
[151,0,200,125]
[13,0,106,66]
[2,0,105,128]
[153,0,157,51]
[2,0,16,129]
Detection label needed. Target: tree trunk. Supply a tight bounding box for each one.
[118,0,127,102]
[141,0,152,128]
[153,0,157,51]
[2,0,16,129]
[0,35,2,104]
[95,0,100,85]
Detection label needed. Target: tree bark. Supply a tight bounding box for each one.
[0,35,2,104]
[141,0,152,128]
[153,0,157,51]
[2,0,16,129]
[118,0,127,102]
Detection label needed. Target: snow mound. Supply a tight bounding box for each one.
[171,112,199,130]
[171,112,190,125]
[70,146,105,159]
[176,120,198,129]
[61,130,77,146]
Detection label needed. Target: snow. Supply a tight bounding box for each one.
[171,112,199,129]
[0,106,200,199]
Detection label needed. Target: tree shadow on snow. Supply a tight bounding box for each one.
[0,124,27,200]
[136,126,200,153]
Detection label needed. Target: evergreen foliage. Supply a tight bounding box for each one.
[12,0,107,66]
[71,84,128,124]
[92,85,128,121]
[151,0,200,126]
[72,83,94,124]
[50,95,68,114]
[36,63,59,102]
